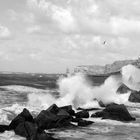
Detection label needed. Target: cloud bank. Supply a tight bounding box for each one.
[0,0,140,73]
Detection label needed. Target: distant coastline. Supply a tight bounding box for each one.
[74,58,140,76]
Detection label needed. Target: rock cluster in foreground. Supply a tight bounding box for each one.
[0,103,135,140]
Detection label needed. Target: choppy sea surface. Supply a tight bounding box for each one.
[0,73,140,140]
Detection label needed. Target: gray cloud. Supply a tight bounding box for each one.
[0,25,11,39]
[0,0,140,73]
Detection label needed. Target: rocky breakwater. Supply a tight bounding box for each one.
[0,103,136,140]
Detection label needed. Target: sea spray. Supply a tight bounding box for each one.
[57,73,129,107]
[27,64,140,109]
[56,73,95,108]
[28,92,56,109]
[27,73,130,109]
[121,64,140,91]
[27,73,96,109]
[92,75,130,104]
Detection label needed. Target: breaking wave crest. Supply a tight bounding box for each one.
[27,64,140,109]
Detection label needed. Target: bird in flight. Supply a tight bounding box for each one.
[103,41,106,45]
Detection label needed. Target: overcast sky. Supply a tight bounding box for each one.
[0,0,140,73]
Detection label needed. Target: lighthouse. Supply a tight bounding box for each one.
[66,68,71,77]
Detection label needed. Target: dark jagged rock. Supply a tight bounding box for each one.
[77,107,101,111]
[117,83,132,94]
[59,105,75,116]
[129,91,140,103]
[91,103,135,122]
[0,125,9,132]
[47,104,75,116]
[14,122,37,138]
[35,104,75,130]
[98,101,106,107]
[9,115,25,130]
[9,108,34,130]
[35,109,72,130]
[35,110,58,130]
[15,121,59,140]
[46,104,59,115]
[54,115,74,128]
[57,109,70,116]
[106,102,118,107]
[20,108,34,122]
[75,110,89,118]
[78,120,94,127]
[91,111,104,118]
[33,131,60,140]
[71,117,82,123]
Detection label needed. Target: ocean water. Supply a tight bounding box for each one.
[0,65,140,140]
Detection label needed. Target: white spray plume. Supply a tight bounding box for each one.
[121,64,140,91]
[56,73,95,108]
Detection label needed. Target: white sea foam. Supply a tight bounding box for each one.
[122,64,140,91]
[0,131,25,140]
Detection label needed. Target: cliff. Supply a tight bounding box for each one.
[74,58,140,75]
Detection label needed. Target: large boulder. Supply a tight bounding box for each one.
[71,118,82,123]
[129,91,140,103]
[91,103,135,122]
[14,121,37,138]
[57,109,70,116]
[117,83,132,94]
[47,104,75,117]
[77,107,101,111]
[15,121,59,140]
[59,105,75,116]
[78,120,94,127]
[35,110,58,130]
[33,131,60,140]
[9,108,34,130]
[46,104,59,115]
[98,101,106,107]
[75,110,89,118]
[0,125,9,132]
[35,110,72,130]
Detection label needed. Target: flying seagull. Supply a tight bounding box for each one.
[103,41,106,45]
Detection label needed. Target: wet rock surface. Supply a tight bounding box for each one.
[91,103,136,122]
[0,103,136,140]
[117,83,132,94]
[9,108,34,130]
[129,91,140,103]
[78,120,94,127]
[0,125,9,132]
[75,110,89,118]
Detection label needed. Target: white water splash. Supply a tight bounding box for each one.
[121,64,140,91]
[27,64,140,109]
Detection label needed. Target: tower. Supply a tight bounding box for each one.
[66,67,71,77]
